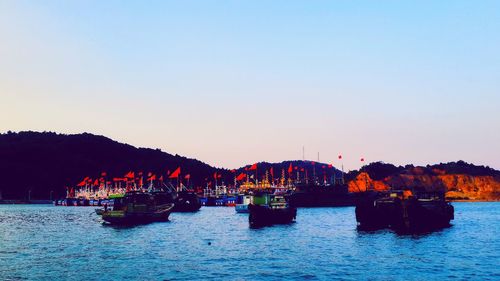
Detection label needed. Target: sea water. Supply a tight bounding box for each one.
[0,203,498,280]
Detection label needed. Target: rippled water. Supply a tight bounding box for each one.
[0,203,499,280]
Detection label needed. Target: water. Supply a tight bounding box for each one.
[0,203,499,281]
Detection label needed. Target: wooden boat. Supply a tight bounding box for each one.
[173,191,202,212]
[98,192,174,225]
[355,190,454,232]
[248,193,297,228]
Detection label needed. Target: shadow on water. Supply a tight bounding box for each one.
[99,220,172,229]
[248,221,297,230]
[356,223,454,237]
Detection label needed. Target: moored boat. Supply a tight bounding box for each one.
[248,193,297,227]
[173,191,202,212]
[98,192,174,225]
[355,189,454,232]
[235,194,252,213]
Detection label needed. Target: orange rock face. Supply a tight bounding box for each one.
[348,169,500,201]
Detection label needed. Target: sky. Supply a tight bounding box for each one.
[1,1,499,170]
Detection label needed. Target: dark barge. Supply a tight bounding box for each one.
[248,193,297,228]
[355,189,454,232]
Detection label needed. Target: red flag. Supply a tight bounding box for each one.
[101,172,107,177]
[76,180,86,187]
[185,174,191,179]
[213,172,218,179]
[300,168,305,172]
[287,163,293,174]
[270,167,274,178]
[169,167,181,179]
[124,171,135,178]
[159,175,163,181]
[93,179,99,186]
[148,174,156,181]
[338,155,342,159]
[328,164,333,168]
[248,163,257,171]
[147,172,152,177]
[236,173,246,181]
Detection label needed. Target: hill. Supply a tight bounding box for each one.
[1,131,498,201]
[0,131,339,200]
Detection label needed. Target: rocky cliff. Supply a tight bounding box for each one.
[347,162,500,201]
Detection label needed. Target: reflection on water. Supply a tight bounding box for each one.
[0,203,498,280]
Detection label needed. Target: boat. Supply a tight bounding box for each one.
[235,194,252,213]
[200,184,236,207]
[173,190,202,212]
[98,192,174,225]
[355,189,454,232]
[288,179,355,207]
[248,193,297,227]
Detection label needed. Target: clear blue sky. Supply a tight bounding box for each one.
[1,1,499,170]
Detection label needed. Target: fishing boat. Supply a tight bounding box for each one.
[355,189,454,232]
[98,192,174,225]
[173,190,202,212]
[235,194,252,213]
[248,193,297,227]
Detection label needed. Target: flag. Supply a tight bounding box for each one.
[159,175,163,181]
[288,163,293,174]
[76,180,86,187]
[124,171,135,178]
[101,172,107,177]
[169,167,181,179]
[93,179,99,186]
[328,164,333,168]
[213,172,218,179]
[148,174,156,181]
[248,163,257,171]
[270,167,274,178]
[236,173,246,181]
[148,172,152,177]
[185,174,191,179]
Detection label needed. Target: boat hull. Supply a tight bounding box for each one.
[173,192,202,212]
[355,196,454,232]
[235,204,249,213]
[248,204,297,227]
[101,204,174,225]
